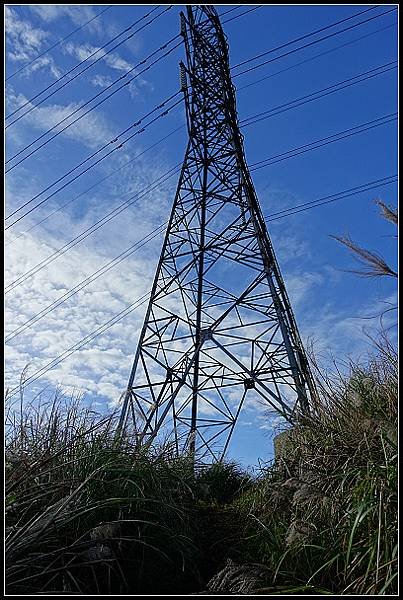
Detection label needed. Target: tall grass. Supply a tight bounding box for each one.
[234,337,398,595]
[5,337,398,594]
[5,392,200,594]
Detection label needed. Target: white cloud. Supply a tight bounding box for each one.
[6,6,48,62]
[298,290,397,370]
[5,7,64,80]
[5,144,179,406]
[7,90,117,150]
[5,226,156,405]
[128,77,154,99]
[64,41,134,73]
[91,74,114,88]
[29,5,104,34]
[284,271,324,308]
[104,53,134,74]
[63,42,151,96]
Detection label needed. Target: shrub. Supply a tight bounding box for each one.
[195,460,253,505]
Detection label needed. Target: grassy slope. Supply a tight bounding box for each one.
[5,340,397,594]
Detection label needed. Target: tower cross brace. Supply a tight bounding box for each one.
[118,5,316,463]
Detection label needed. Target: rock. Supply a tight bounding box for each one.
[90,521,121,541]
[84,543,114,561]
[81,521,121,563]
[206,558,270,594]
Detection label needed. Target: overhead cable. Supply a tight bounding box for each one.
[6,35,182,168]
[6,6,113,81]
[7,125,185,244]
[5,164,182,292]
[237,21,397,92]
[249,113,397,171]
[241,61,397,127]
[5,91,183,226]
[232,5,379,69]
[5,6,172,127]
[232,7,397,78]
[5,174,397,399]
[6,112,396,330]
[7,112,397,341]
[5,223,167,342]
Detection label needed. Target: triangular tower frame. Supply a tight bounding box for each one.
[118,6,316,462]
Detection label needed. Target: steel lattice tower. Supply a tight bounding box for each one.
[118,5,316,462]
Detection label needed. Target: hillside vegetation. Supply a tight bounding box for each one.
[5,338,397,595]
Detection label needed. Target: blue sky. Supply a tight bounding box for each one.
[5,5,398,469]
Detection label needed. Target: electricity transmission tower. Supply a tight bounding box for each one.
[118,5,316,462]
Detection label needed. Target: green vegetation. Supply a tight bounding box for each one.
[5,338,397,594]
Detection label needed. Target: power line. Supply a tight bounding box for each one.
[7,58,394,226]
[5,3,260,130]
[232,7,397,78]
[249,113,397,171]
[6,292,152,400]
[8,107,393,236]
[6,6,113,81]
[241,61,397,128]
[5,12,397,276]
[6,61,396,285]
[10,6,392,168]
[264,175,397,222]
[222,5,262,25]
[5,223,167,342]
[232,5,379,69]
[7,125,185,244]
[218,7,241,18]
[237,21,397,93]
[12,6,380,170]
[7,9,398,224]
[6,11,395,169]
[5,164,182,293]
[5,96,182,231]
[5,98,183,232]
[5,6,172,127]
[6,112,396,335]
[8,9,397,170]
[7,109,396,341]
[6,36,182,168]
[5,91,183,226]
[5,174,397,399]
[10,113,397,250]
[3,24,395,251]
[4,107,384,289]
[6,111,397,339]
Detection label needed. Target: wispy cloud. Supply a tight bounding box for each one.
[6,6,48,62]
[284,271,324,308]
[91,74,114,88]
[5,218,159,404]
[5,145,179,407]
[7,89,117,150]
[299,291,397,368]
[63,42,152,96]
[64,41,134,73]
[28,5,145,62]
[29,5,104,34]
[5,7,64,80]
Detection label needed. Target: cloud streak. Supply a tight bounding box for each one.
[6,6,48,62]
[6,89,118,159]
[29,5,105,34]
